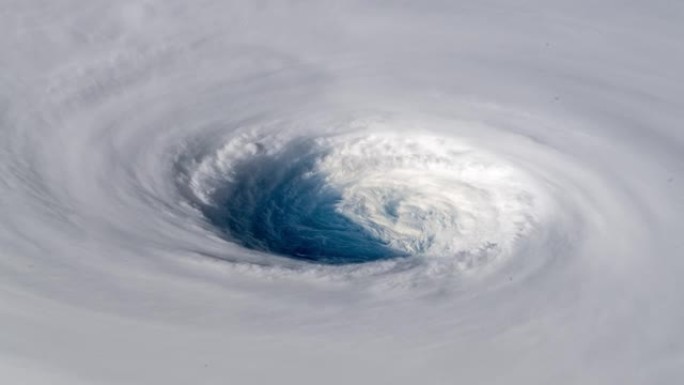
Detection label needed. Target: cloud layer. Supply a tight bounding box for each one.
[1,1,683,384]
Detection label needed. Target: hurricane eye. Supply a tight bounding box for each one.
[182,132,548,271]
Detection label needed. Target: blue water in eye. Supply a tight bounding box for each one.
[199,141,404,265]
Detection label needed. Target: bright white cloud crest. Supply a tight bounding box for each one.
[1,1,683,384]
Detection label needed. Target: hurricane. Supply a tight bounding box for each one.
[1,1,683,384]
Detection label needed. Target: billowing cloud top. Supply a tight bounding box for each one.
[1,1,683,384]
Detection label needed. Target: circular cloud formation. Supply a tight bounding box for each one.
[0,1,683,384]
[180,121,566,276]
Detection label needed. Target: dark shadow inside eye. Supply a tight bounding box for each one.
[198,140,405,265]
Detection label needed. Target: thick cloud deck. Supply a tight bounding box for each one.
[1,1,683,384]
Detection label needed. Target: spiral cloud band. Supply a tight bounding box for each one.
[1,1,683,384]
